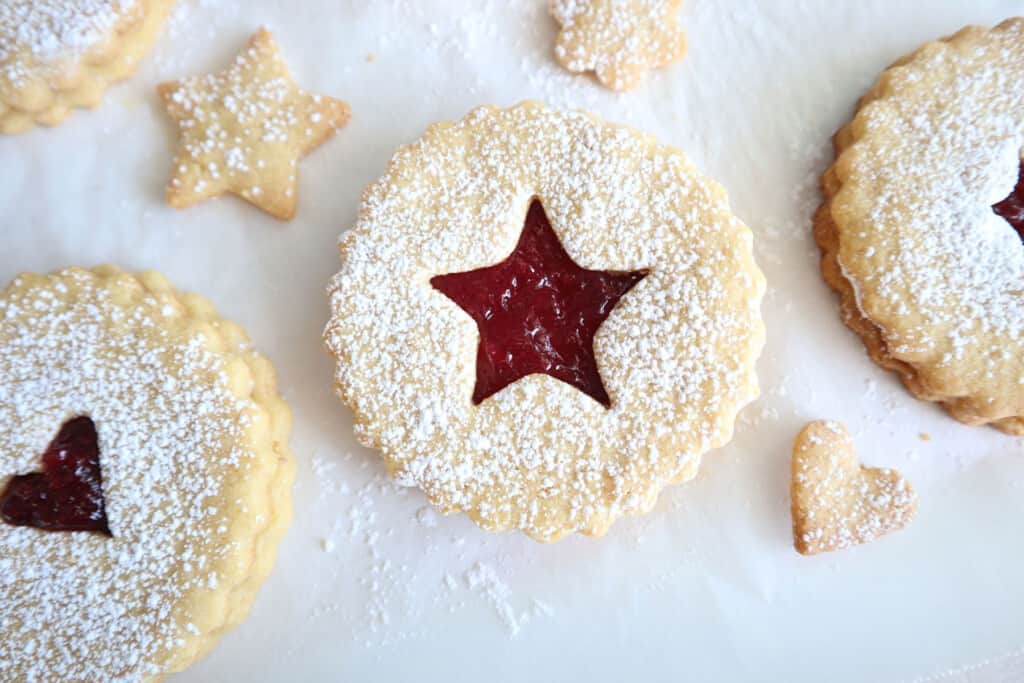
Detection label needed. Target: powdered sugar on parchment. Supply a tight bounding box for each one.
[464,562,554,637]
[310,463,554,644]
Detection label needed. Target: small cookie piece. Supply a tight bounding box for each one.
[0,267,294,681]
[324,101,765,542]
[158,28,351,220]
[815,19,1024,433]
[0,0,174,134]
[549,0,687,91]
[791,421,917,556]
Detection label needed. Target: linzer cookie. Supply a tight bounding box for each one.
[0,0,174,134]
[549,0,686,91]
[158,28,350,220]
[791,421,917,556]
[324,101,765,542]
[0,267,293,682]
[815,18,1024,433]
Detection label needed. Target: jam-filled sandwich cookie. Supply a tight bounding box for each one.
[549,0,687,91]
[325,101,765,542]
[0,267,293,682]
[0,0,174,134]
[815,18,1024,433]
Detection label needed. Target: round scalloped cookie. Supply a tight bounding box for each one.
[324,101,765,542]
[0,267,293,681]
[0,0,174,134]
[815,18,1024,433]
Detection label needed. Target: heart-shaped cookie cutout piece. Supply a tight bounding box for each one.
[791,420,916,556]
[0,416,111,536]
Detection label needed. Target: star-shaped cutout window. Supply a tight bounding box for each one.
[431,199,648,407]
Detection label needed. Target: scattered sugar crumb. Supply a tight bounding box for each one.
[415,505,439,528]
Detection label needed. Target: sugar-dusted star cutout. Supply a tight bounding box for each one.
[549,0,687,91]
[157,28,351,220]
[431,199,648,406]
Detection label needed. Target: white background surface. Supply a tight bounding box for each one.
[4,1,1024,681]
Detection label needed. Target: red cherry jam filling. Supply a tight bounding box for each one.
[0,416,111,536]
[993,163,1024,241]
[431,199,647,407]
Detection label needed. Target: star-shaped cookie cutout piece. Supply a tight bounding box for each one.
[791,421,918,556]
[158,28,350,220]
[549,0,687,91]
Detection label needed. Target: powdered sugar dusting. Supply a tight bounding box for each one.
[464,562,553,637]
[324,102,765,541]
[309,464,554,645]
[0,269,263,682]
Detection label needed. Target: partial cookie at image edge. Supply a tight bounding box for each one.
[813,18,1024,434]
